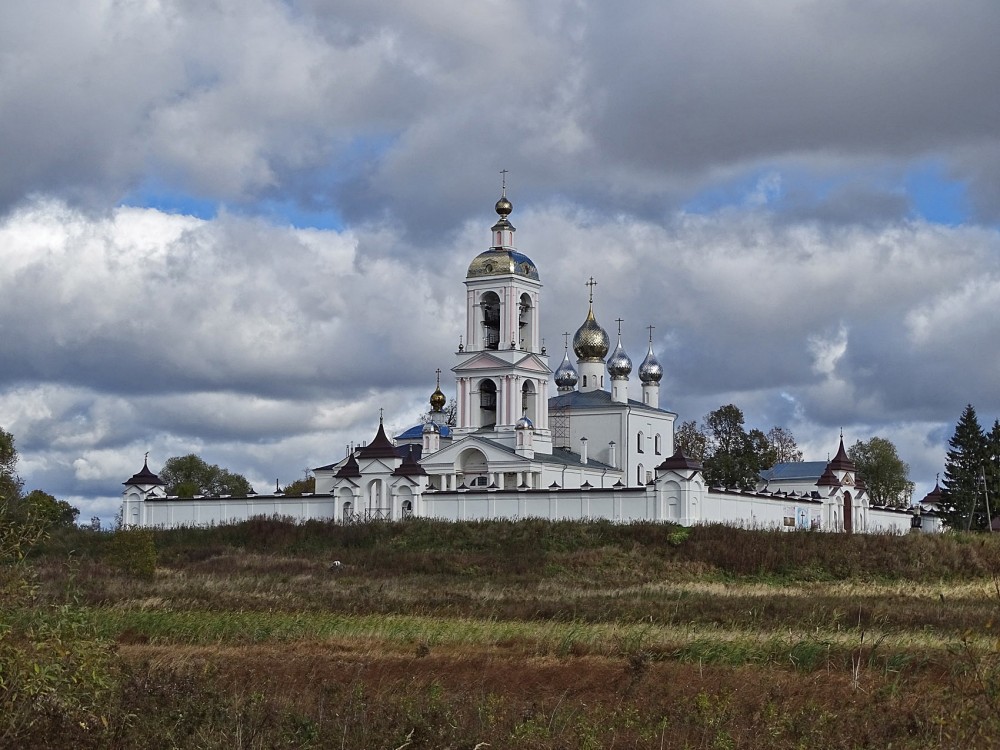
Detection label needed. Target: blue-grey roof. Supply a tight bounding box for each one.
[759,461,827,482]
[396,423,452,440]
[548,389,675,416]
[472,436,617,472]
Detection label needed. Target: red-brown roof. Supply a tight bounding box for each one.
[656,447,703,472]
[357,421,398,460]
[123,459,165,486]
[827,437,856,472]
[817,466,842,487]
[334,453,362,478]
[392,453,427,477]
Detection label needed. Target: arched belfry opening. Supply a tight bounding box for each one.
[478,378,498,428]
[843,491,853,534]
[522,380,537,423]
[480,291,501,350]
[519,293,535,351]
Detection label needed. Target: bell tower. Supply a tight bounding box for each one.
[452,180,552,453]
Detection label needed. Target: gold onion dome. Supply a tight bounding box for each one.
[430,386,447,411]
[467,190,539,280]
[607,335,632,378]
[467,250,539,279]
[638,342,663,384]
[573,306,610,362]
[495,193,513,219]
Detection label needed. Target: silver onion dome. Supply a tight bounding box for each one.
[554,348,579,388]
[516,414,534,430]
[607,335,632,379]
[573,306,610,362]
[638,341,663,384]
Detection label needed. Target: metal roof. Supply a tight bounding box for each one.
[759,461,828,482]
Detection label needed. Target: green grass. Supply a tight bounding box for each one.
[8,518,1000,748]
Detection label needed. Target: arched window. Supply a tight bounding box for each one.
[637,431,644,453]
[654,434,662,455]
[637,464,644,486]
[583,375,588,387]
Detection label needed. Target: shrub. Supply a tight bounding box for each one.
[106,528,156,579]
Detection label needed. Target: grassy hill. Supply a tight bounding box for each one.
[5,518,1000,748]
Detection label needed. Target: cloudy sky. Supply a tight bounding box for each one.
[2,0,999,522]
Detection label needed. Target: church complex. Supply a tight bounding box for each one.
[121,190,941,534]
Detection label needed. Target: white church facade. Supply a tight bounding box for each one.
[121,190,940,534]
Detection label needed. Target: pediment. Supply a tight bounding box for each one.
[356,457,397,475]
[420,435,526,467]
[453,351,552,376]
[452,352,511,370]
[513,353,552,374]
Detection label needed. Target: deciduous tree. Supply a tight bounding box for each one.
[0,426,22,503]
[680,408,802,487]
[766,426,803,463]
[161,454,253,498]
[702,405,760,490]
[20,489,79,529]
[847,437,913,508]
[282,475,316,496]
[673,420,707,460]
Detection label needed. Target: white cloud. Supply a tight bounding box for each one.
[1,197,998,522]
[2,0,1000,522]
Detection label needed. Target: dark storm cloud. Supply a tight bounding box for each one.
[580,2,1000,171]
[4,1,998,231]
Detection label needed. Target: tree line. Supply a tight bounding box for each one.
[1,427,81,539]
[674,404,803,490]
[674,405,912,508]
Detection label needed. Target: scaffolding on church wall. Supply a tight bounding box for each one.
[551,403,571,449]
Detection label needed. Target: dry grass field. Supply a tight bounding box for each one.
[5,518,1000,748]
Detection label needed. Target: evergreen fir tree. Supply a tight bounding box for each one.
[984,420,1000,528]
[942,404,987,530]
